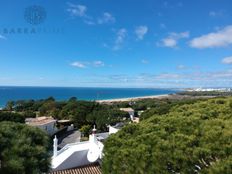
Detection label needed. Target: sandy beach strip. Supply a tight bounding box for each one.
[96,94,170,103]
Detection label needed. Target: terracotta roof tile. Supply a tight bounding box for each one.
[50,163,101,174]
[120,108,134,112]
[26,116,56,125]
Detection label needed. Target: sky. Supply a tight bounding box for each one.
[0,0,232,88]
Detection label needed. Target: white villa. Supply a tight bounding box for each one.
[51,124,122,171]
[120,107,140,123]
[26,116,57,135]
[120,107,135,120]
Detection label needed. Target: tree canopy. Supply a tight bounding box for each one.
[102,97,232,174]
[0,112,25,123]
[0,121,50,174]
[4,97,130,132]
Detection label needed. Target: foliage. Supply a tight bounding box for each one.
[139,98,203,120]
[80,125,92,137]
[87,108,129,131]
[5,97,130,132]
[0,112,25,123]
[5,101,15,111]
[102,97,232,174]
[0,121,50,174]
[23,110,36,118]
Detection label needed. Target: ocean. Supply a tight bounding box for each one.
[0,86,179,107]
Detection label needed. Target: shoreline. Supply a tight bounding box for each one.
[96,93,216,103]
[96,94,171,103]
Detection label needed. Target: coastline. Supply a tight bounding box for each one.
[0,94,173,107]
[96,94,171,103]
[0,87,179,107]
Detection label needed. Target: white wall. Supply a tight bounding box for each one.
[109,126,119,134]
[36,121,56,135]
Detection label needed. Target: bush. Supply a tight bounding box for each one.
[0,112,25,123]
[80,125,92,137]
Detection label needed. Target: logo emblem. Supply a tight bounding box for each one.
[24,5,46,25]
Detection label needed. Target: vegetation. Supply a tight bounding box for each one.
[80,124,92,137]
[102,97,232,174]
[2,95,232,173]
[139,98,204,120]
[0,121,50,174]
[3,97,130,132]
[0,112,25,123]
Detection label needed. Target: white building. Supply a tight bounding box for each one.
[109,122,124,134]
[120,108,134,120]
[51,124,123,171]
[26,116,57,135]
[52,126,104,171]
[188,88,232,92]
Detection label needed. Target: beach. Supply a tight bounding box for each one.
[96,94,170,103]
[96,93,215,103]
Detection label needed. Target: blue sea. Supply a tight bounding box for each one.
[0,86,180,107]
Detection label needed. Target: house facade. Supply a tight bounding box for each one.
[26,116,57,135]
[120,108,135,120]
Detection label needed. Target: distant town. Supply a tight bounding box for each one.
[186,87,232,92]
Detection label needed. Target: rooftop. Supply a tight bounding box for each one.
[112,122,125,129]
[58,130,81,149]
[57,120,72,123]
[96,132,109,142]
[120,108,134,112]
[25,116,56,126]
[50,163,101,174]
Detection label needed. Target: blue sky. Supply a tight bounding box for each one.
[0,0,232,88]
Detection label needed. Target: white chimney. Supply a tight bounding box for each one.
[89,125,97,143]
[53,135,58,157]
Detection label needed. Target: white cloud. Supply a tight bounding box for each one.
[84,20,95,25]
[177,65,186,69]
[163,1,183,8]
[93,61,105,67]
[189,25,232,49]
[71,61,86,68]
[209,11,217,17]
[222,56,232,64]
[98,12,115,24]
[209,11,224,17]
[67,3,87,17]
[71,61,105,68]
[159,31,189,48]
[133,69,232,87]
[39,77,45,80]
[102,43,109,48]
[113,28,127,50]
[66,3,96,25]
[0,35,6,40]
[135,26,148,40]
[162,38,177,47]
[67,4,116,26]
[160,23,166,29]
